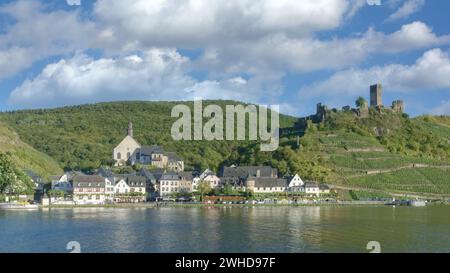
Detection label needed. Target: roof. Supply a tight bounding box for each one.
[72,175,105,188]
[304,182,319,188]
[179,171,193,181]
[126,176,147,187]
[140,145,164,155]
[96,167,114,178]
[166,152,182,162]
[248,177,287,188]
[72,175,105,183]
[161,172,181,181]
[221,166,277,178]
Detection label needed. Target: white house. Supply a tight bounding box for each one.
[246,177,288,193]
[304,182,320,196]
[51,174,73,193]
[72,175,107,205]
[159,172,181,197]
[192,169,221,192]
[114,179,130,194]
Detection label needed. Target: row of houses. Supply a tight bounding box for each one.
[44,165,330,205]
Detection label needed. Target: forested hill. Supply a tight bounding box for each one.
[0,101,449,196]
[0,123,63,179]
[0,101,297,173]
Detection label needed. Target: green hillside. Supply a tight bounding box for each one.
[0,101,297,173]
[0,123,63,180]
[0,100,449,197]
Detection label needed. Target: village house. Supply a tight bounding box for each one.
[179,171,193,193]
[287,174,305,192]
[51,173,73,193]
[72,175,107,205]
[112,122,184,171]
[220,165,278,190]
[192,169,221,191]
[126,176,147,202]
[159,172,182,197]
[304,182,320,196]
[246,177,288,193]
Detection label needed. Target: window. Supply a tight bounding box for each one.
[117,152,121,159]
[136,153,140,160]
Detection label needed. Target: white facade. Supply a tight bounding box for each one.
[288,174,305,188]
[113,136,141,166]
[51,174,73,192]
[114,179,131,194]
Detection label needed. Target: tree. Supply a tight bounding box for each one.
[197,181,211,201]
[0,153,35,195]
[355,96,367,108]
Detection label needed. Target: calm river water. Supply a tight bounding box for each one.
[0,206,449,253]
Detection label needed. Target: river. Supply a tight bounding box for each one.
[0,206,448,253]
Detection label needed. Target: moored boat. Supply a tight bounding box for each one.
[0,203,39,210]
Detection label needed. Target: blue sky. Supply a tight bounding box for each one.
[0,0,449,117]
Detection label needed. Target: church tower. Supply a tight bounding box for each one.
[127,121,133,137]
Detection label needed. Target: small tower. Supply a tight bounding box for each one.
[370,84,382,107]
[391,100,404,113]
[127,121,133,137]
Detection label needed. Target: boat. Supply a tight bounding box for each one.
[408,200,426,207]
[0,203,39,210]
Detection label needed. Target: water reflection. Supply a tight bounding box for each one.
[0,206,449,253]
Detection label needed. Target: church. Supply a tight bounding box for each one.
[112,122,184,171]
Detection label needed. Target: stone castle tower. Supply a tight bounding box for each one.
[370,84,382,107]
[392,100,404,113]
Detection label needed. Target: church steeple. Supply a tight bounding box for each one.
[127,121,133,137]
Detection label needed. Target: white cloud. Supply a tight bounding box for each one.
[387,0,425,22]
[193,22,450,75]
[93,0,351,50]
[66,0,81,6]
[0,1,95,80]
[8,49,282,108]
[299,48,450,106]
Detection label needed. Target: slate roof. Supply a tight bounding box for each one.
[179,171,193,181]
[249,177,287,188]
[161,172,181,181]
[166,152,182,162]
[304,182,319,188]
[126,176,147,187]
[96,167,114,178]
[140,145,164,156]
[221,166,277,178]
[72,175,105,188]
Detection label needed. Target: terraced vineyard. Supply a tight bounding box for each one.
[316,129,450,196]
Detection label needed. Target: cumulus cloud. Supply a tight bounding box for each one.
[93,0,351,50]
[193,22,450,75]
[8,49,282,108]
[387,0,425,22]
[0,1,95,80]
[299,48,450,106]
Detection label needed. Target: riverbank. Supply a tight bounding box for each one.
[37,200,449,209]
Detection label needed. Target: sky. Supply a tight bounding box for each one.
[0,0,449,117]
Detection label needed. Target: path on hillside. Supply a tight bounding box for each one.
[329,185,450,200]
[343,164,450,178]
